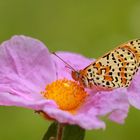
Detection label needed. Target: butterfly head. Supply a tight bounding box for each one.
[71,70,89,87]
[71,70,80,81]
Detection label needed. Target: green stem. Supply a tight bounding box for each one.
[56,123,64,140]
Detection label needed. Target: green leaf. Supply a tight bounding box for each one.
[63,125,85,140]
[42,122,58,140]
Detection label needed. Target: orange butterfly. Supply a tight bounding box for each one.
[54,39,140,90]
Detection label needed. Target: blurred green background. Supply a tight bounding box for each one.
[0,0,140,140]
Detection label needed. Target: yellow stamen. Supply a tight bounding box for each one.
[42,79,88,111]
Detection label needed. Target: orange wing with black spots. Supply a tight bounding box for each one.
[77,39,140,89]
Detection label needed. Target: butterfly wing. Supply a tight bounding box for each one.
[84,39,140,89]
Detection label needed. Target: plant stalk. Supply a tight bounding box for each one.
[56,123,64,140]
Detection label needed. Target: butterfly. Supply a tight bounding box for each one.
[71,39,140,90]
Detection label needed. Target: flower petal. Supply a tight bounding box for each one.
[80,88,129,124]
[126,70,140,109]
[109,109,128,124]
[0,91,57,110]
[0,35,56,106]
[43,105,105,130]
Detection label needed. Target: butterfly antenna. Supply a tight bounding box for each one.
[52,52,76,71]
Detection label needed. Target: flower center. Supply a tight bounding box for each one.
[42,79,88,111]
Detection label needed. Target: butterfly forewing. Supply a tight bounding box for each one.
[84,39,140,89]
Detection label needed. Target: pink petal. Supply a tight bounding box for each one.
[126,70,140,109]
[109,109,128,124]
[43,105,105,130]
[80,88,129,124]
[0,91,57,110]
[0,35,56,106]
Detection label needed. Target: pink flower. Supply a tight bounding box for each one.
[0,35,133,130]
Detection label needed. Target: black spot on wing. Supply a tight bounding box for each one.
[115,77,118,82]
[103,53,110,60]
[88,69,91,72]
[130,41,134,45]
[106,81,110,85]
